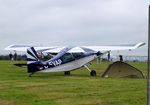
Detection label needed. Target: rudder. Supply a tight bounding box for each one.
[26,47,41,73]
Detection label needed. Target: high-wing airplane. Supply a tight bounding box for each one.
[5,42,145,77]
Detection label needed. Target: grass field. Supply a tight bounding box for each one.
[0,60,147,105]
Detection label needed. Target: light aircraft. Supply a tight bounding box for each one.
[5,42,145,77]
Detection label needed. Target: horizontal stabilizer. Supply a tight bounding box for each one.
[14,63,27,68]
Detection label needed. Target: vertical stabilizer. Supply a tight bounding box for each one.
[26,47,39,64]
[26,47,41,73]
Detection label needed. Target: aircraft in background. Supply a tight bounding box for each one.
[5,42,145,77]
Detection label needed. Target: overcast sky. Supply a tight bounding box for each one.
[0,0,149,55]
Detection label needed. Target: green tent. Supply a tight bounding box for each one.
[101,61,144,78]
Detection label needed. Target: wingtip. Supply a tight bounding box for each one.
[135,42,146,48]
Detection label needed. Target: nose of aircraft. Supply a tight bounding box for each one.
[96,51,102,56]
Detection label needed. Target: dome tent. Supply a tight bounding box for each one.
[101,61,144,78]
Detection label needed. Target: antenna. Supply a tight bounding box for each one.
[147,5,150,105]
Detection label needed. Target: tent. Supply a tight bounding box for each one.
[101,61,144,78]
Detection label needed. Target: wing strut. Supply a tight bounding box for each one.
[84,65,91,72]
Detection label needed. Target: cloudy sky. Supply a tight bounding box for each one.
[0,0,149,55]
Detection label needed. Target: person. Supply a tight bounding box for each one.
[9,53,13,60]
[14,52,17,60]
[107,52,110,61]
[119,55,123,62]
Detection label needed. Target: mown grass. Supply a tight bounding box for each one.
[0,60,147,105]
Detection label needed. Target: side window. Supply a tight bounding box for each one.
[38,52,56,61]
[60,53,75,63]
[72,53,84,59]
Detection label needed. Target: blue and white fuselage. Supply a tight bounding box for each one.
[27,47,99,73]
[41,54,97,72]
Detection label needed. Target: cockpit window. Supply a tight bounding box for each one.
[37,52,85,63]
[60,53,75,63]
[38,52,56,61]
[72,53,84,59]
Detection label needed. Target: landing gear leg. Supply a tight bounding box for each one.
[84,65,96,76]
[64,71,70,76]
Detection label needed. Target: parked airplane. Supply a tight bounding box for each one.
[5,42,145,77]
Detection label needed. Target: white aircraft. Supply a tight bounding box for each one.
[5,42,145,77]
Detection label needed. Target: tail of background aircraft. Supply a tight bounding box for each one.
[26,47,42,73]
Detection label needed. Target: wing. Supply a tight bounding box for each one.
[67,42,145,53]
[4,44,65,53]
[79,42,146,52]
[4,42,145,53]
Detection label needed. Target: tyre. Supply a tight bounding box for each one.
[90,70,96,76]
[64,71,71,75]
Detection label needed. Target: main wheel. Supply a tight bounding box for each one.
[90,70,96,76]
[64,71,71,76]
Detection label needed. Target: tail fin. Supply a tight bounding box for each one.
[26,47,42,73]
[26,47,40,64]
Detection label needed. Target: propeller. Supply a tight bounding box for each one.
[96,51,111,64]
